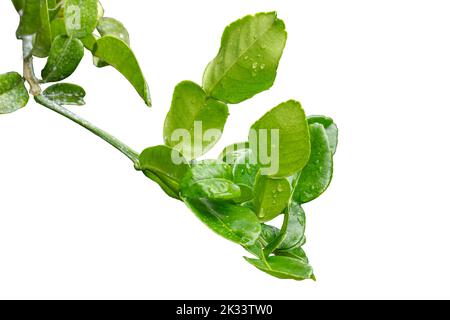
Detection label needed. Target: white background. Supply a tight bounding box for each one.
[0,0,449,300]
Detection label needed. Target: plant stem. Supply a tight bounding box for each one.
[35,95,141,169]
[22,36,141,169]
[22,36,41,96]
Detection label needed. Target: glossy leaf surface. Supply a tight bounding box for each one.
[250,100,310,178]
[253,173,291,222]
[182,179,241,201]
[42,83,86,106]
[50,17,67,39]
[275,246,309,263]
[277,201,306,251]
[244,224,279,257]
[232,148,260,187]
[164,81,229,160]
[294,123,333,204]
[244,256,314,281]
[94,36,151,106]
[139,145,189,198]
[143,170,179,200]
[203,12,287,104]
[80,34,96,52]
[32,0,53,57]
[64,0,98,38]
[234,184,254,204]
[41,35,84,82]
[308,115,339,154]
[185,198,261,246]
[183,160,233,182]
[0,72,29,114]
[94,17,130,67]
[181,160,240,201]
[97,17,130,44]
[219,142,249,164]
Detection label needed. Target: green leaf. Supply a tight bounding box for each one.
[308,115,339,155]
[250,100,311,178]
[275,246,309,264]
[16,0,41,38]
[139,145,189,199]
[11,0,25,13]
[180,160,241,201]
[41,35,84,82]
[80,33,97,52]
[263,201,306,255]
[203,12,287,104]
[47,0,60,21]
[246,219,308,256]
[0,72,29,114]
[277,201,306,251]
[97,17,130,44]
[96,1,104,22]
[92,56,109,68]
[64,0,98,38]
[143,170,179,200]
[42,83,86,106]
[293,123,333,204]
[244,256,314,281]
[244,224,279,257]
[182,179,241,201]
[233,184,254,204]
[164,81,229,160]
[33,0,53,58]
[50,17,67,39]
[184,198,261,246]
[253,173,291,222]
[94,36,151,106]
[183,160,233,182]
[232,148,260,187]
[94,17,130,68]
[219,142,249,164]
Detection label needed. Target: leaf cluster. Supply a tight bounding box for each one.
[1,0,150,115]
[1,4,339,281]
[139,12,339,281]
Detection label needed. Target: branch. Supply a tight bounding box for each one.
[22,35,42,96]
[35,95,141,169]
[22,36,141,169]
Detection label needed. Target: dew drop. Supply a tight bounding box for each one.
[252,62,258,69]
[260,64,266,70]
